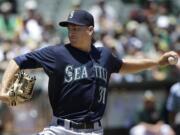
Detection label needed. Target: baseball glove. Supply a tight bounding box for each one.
[8,71,36,106]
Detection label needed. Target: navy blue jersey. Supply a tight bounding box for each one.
[14,44,122,123]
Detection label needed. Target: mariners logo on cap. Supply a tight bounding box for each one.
[69,11,75,18]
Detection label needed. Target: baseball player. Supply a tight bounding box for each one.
[0,10,178,135]
[166,45,180,128]
[167,82,180,134]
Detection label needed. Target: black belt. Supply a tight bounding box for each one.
[57,119,101,129]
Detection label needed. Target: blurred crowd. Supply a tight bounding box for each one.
[0,0,60,71]
[0,0,179,134]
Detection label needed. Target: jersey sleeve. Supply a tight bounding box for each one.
[108,50,123,73]
[14,46,56,74]
[167,90,176,112]
[166,87,177,112]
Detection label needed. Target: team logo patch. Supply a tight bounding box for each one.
[69,11,75,18]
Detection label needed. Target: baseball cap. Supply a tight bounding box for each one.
[59,10,94,27]
[143,90,155,102]
[24,0,37,10]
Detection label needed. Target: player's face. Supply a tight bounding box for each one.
[144,100,155,111]
[68,24,93,45]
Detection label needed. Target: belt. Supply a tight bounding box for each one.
[57,118,101,129]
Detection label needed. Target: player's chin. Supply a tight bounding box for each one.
[70,39,77,45]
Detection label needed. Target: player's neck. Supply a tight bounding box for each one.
[71,41,92,52]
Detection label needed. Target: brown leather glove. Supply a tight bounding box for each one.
[8,71,36,106]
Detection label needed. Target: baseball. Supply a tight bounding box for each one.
[168,56,178,65]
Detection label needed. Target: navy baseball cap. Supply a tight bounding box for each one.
[59,10,94,27]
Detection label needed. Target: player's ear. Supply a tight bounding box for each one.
[88,26,94,36]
